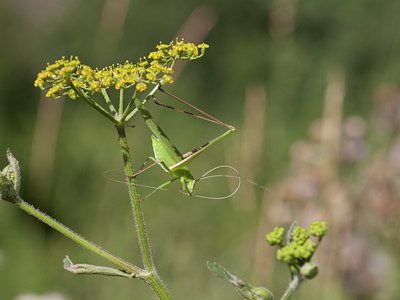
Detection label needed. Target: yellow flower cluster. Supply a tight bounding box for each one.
[34,56,98,99]
[34,39,209,99]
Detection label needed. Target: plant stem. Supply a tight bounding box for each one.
[69,82,117,124]
[115,124,173,300]
[101,88,117,114]
[124,83,160,122]
[14,198,141,275]
[120,89,138,122]
[280,275,303,300]
[119,89,124,116]
[124,60,176,123]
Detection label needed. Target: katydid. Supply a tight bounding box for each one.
[131,87,235,199]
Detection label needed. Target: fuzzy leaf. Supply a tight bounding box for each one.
[286,218,299,244]
[207,261,273,300]
[63,256,134,278]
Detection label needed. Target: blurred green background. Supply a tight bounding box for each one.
[1,0,400,299]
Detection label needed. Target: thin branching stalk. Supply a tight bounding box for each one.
[124,60,176,122]
[120,89,138,122]
[124,83,159,122]
[69,81,117,123]
[119,89,124,116]
[101,87,117,114]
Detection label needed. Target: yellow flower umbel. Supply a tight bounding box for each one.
[34,56,99,99]
[34,39,209,100]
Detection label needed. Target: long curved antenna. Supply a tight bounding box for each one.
[104,165,276,198]
[193,165,277,199]
[240,178,277,195]
[199,165,277,196]
[102,169,168,191]
[180,165,242,200]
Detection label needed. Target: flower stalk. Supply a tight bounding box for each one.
[29,39,208,299]
[115,125,151,266]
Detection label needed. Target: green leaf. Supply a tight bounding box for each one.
[0,149,22,203]
[286,218,299,244]
[5,149,21,192]
[207,262,273,300]
[63,256,135,278]
[0,171,18,203]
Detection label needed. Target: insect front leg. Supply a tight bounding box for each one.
[140,178,178,202]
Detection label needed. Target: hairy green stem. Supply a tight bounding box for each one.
[116,124,173,300]
[14,198,141,275]
[280,275,303,300]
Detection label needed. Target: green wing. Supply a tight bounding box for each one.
[135,98,183,162]
[136,98,193,177]
[151,135,181,173]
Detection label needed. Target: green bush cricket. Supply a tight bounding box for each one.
[131,86,235,200]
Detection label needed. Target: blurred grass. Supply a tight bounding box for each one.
[1,0,400,299]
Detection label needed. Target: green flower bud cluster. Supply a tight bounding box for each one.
[276,238,316,265]
[309,221,328,238]
[34,39,209,99]
[292,226,309,244]
[266,227,284,246]
[266,221,327,279]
